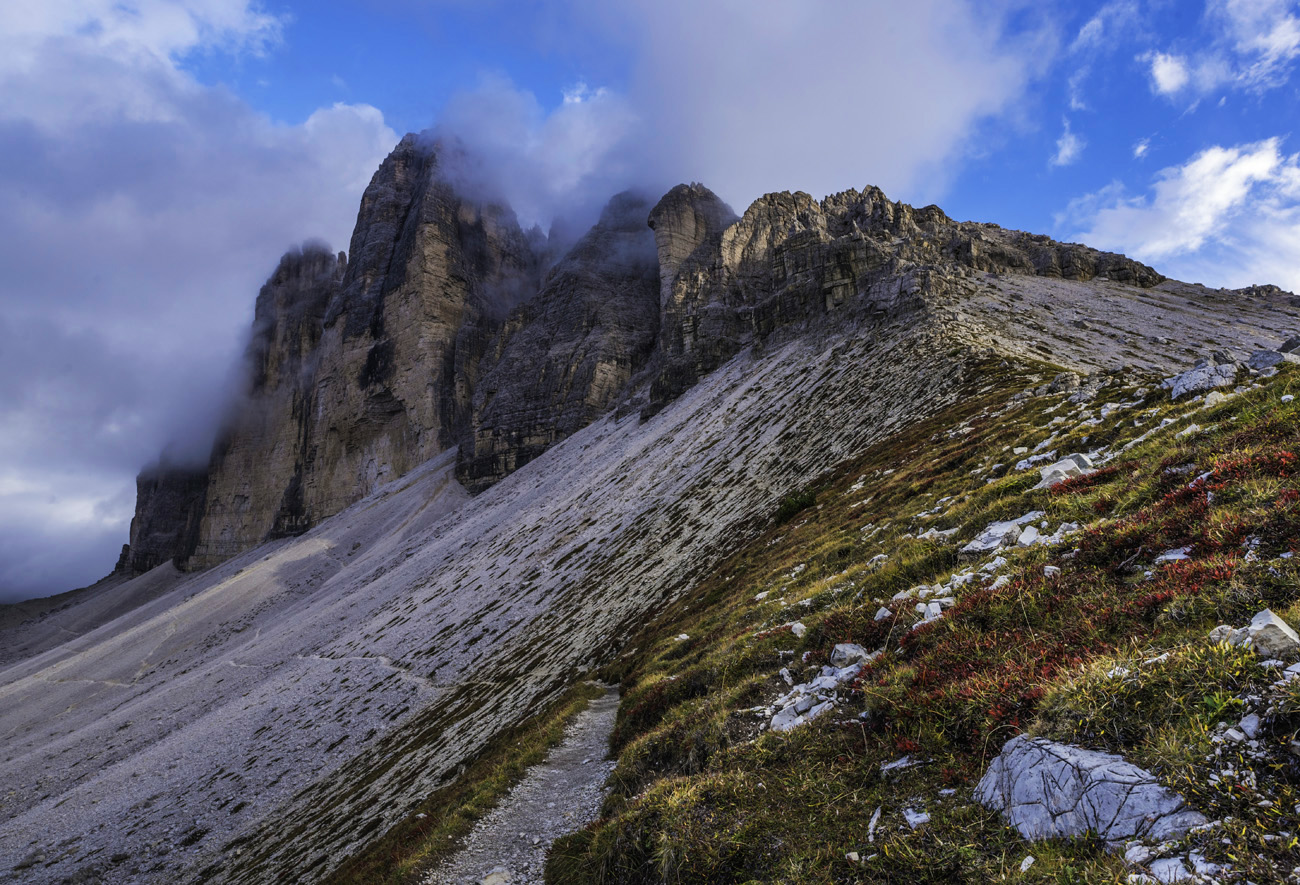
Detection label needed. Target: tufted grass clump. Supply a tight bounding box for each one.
[1032,641,1259,763]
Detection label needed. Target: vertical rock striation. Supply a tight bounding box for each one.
[187,244,345,566]
[456,191,661,491]
[121,460,209,573]
[122,135,545,573]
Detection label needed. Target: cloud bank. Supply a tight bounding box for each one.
[1142,0,1300,99]
[1064,138,1300,291]
[431,0,1048,228]
[0,0,1051,600]
[0,1,395,601]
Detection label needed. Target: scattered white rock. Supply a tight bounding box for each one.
[1044,565,1061,578]
[1187,851,1224,877]
[1243,609,1300,657]
[674,634,690,642]
[1154,547,1191,564]
[1249,349,1300,371]
[902,807,930,829]
[1147,857,1193,883]
[770,707,803,733]
[962,512,1045,555]
[1035,453,1096,489]
[1014,451,1056,471]
[790,622,807,639]
[830,643,872,667]
[1020,855,1036,873]
[874,607,892,622]
[1125,842,1154,866]
[881,755,919,773]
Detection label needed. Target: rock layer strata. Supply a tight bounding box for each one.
[124,137,1278,578]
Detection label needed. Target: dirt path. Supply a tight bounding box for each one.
[422,685,620,885]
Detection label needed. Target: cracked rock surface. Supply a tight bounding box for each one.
[976,735,1207,844]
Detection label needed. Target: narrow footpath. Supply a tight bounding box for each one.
[422,685,620,885]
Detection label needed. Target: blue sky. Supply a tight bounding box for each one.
[178,0,1300,259]
[2,0,1299,600]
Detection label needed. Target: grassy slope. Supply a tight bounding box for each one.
[547,360,1300,884]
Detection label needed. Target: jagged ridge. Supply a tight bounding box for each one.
[121,138,1170,577]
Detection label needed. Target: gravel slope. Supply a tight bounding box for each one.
[423,685,619,885]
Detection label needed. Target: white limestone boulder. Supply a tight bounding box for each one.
[1162,362,1236,399]
[976,736,1207,845]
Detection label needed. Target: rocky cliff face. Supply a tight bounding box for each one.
[641,183,1162,413]
[456,191,661,491]
[118,138,1166,575]
[201,134,544,567]
[13,133,1300,885]
[185,245,344,567]
[124,135,547,572]
[120,461,209,574]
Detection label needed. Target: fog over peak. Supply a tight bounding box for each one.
[0,0,1049,602]
[426,0,1048,232]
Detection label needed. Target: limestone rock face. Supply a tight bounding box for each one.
[642,184,1164,415]
[188,137,542,569]
[457,191,661,492]
[647,183,738,307]
[117,163,1220,576]
[123,460,209,573]
[123,135,545,572]
[185,245,344,566]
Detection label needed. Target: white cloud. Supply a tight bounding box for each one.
[1066,1,1145,108]
[1134,137,1151,158]
[1052,118,1085,166]
[1064,138,1300,290]
[433,73,639,230]
[444,0,1049,220]
[1143,0,1300,99]
[1067,68,1090,110]
[1146,51,1192,94]
[0,0,396,598]
[1072,1,1144,53]
[1216,0,1300,87]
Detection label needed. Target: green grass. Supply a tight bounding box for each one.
[548,362,1300,883]
[323,681,605,885]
